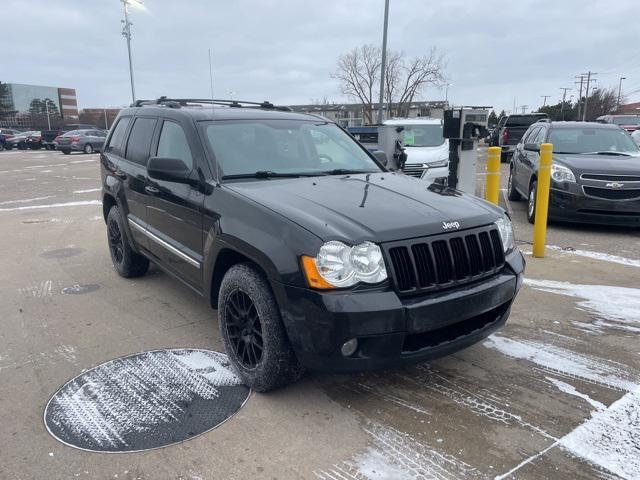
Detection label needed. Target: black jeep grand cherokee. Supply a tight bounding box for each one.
[101,98,524,391]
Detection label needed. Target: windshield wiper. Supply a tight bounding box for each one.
[322,169,379,175]
[580,151,632,156]
[222,170,321,180]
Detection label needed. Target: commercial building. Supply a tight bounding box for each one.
[289,101,448,127]
[0,83,79,128]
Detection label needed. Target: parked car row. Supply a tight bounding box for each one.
[0,124,107,153]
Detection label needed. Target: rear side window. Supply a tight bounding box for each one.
[522,126,539,144]
[125,117,157,166]
[157,121,193,170]
[105,117,131,155]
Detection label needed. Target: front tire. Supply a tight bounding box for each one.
[527,179,537,224]
[84,143,93,154]
[218,263,303,392]
[507,166,522,201]
[61,149,70,155]
[106,206,149,278]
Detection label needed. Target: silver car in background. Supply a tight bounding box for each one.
[55,129,108,154]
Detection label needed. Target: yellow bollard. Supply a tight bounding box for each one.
[532,143,553,258]
[485,147,501,205]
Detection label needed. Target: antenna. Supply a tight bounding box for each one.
[208,48,221,184]
[208,49,214,113]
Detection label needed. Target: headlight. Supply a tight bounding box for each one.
[426,158,448,168]
[551,164,575,183]
[305,241,387,288]
[495,214,515,253]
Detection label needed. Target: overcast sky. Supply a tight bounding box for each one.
[3,0,639,114]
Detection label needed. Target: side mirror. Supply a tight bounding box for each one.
[148,157,194,184]
[372,150,388,166]
[524,143,540,152]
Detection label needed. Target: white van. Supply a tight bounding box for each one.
[384,118,449,183]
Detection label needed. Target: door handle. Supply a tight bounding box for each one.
[145,185,160,194]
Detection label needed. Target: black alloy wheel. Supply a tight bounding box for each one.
[108,216,124,266]
[225,289,264,369]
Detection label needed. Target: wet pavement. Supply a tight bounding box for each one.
[1,148,639,479]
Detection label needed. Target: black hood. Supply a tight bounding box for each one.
[554,153,640,177]
[227,172,503,243]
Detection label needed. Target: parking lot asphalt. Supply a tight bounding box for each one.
[1,148,639,480]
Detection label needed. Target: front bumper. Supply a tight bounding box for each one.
[549,185,640,226]
[275,249,525,372]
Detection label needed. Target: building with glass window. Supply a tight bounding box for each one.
[0,83,79,128]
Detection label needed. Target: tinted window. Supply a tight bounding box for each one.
[105,117,131,155]
[522,127,539,144]
[204,120,381,177]
[157,121,193,170]
[125,117,157,165]
[505,115,547,127]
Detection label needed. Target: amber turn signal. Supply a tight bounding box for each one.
[301,256,335,289]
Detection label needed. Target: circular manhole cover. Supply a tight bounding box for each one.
[44,349,250,453]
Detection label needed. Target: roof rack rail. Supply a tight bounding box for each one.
[536,118,552,123]
[130,97,292,111]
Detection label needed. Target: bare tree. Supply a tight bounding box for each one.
[333,45,381,123]
[334,45,446,122]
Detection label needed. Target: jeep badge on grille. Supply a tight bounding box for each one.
[442,221,461,230]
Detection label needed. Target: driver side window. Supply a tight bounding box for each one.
[157,121,193,170]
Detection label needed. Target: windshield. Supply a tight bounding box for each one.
[549,127,640,155]
[204,120,382,178]
[612,116,640,125]
[400,124,444,147]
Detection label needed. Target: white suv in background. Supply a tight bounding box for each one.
[384,118,449,183]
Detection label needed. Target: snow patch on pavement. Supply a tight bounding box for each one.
[483,335,637,392]
[73,188,100,194]
[0,200,101,212]
[525,278,640,331]
[314,422,482,480]
[560,386,640,480]
[548,245,640,269]
[0,195,54,206]
[546,377,606,411]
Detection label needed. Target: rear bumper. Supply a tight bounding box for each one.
[274,249,525,372]
[56,144,81,151]
[549,187,640,226]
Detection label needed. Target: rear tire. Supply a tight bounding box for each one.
[84,143,93,154]
[106,206,149,278]
[527,179,537,224]
[218,263,303,392]
[507,166,522,201]
[61,149,70,155]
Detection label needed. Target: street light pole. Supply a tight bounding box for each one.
[121,0,136,103]
[616,76,626,112]
[377,0,389,124]
[445,83,452,103]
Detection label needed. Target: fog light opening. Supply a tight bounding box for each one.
[341,338,358,357]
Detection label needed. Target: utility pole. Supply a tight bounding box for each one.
[377,0,390,124]
[582,71,597,121]
[104,108,108,129]
[575,74,586,121]
[45,100,51,130]
[616,76,626,112]
[559,87,571,120]
[519,105,528,114]
[541,95,550,107]
[121,0,136,103]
